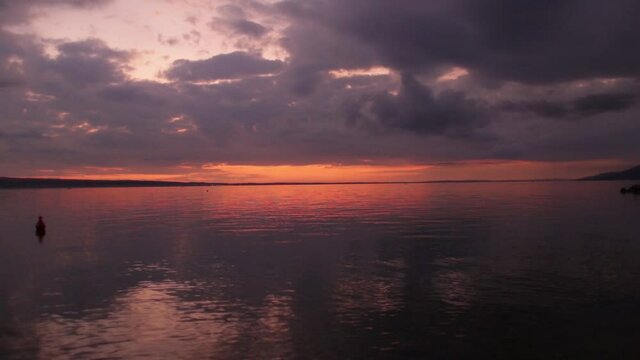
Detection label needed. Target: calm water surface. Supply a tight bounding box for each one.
[1,182,639,359]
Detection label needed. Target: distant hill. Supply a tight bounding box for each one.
[0,177,212,189]
[581,164,640,181]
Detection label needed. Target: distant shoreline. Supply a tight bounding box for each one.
[0,177,584,189]
[4,164,639,189]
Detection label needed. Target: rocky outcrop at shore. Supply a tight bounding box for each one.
[620,185,640,194]
[583,165,640,181]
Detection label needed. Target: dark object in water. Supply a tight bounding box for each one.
[36,216,46,231]
[620,185,640,194]
[35,216,46,242]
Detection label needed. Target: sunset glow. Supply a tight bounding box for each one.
[21,159,633,183]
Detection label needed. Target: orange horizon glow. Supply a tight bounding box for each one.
[14,159,635,183]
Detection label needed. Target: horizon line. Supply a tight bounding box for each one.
[0,176,585,189]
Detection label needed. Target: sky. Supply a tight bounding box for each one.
[1,0,639,182]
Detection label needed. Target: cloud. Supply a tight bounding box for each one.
[0,0,112,25]
[0,31,43,88]
[211,4,270,38]
[501,100,570,119]
[573,93,637,117]
[225,19,269,37]
[164,52,284,82]
[43,39,131,87]
[346,73,489,137]
[56,38,127,59]
[501,93,637,119]
[277,0,640,84]
[157,34,180,46]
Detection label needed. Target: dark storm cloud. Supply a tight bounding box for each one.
[0,33,128,91]
[264,0,640,164]
[0,62,25,88]
[346,73,489,137]
[164,52,284,82]
[278,0,640,84]
[501,100,570,119]
[501,93,637,119]
[0,31,42,88]
[43,39,130,87]
[573,93,637,117]
[280,63,329,96]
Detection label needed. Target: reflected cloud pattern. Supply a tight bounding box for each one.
[1,183,640,358]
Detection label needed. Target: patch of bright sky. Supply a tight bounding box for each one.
[329,67,392,78]
[436,66,469,82]
[25,158,634,183]
[9,0,287,81]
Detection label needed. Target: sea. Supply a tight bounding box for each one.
[1,181,639,359]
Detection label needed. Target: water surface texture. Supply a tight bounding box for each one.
[1,182,639,359]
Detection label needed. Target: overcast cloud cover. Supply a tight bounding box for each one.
[0,0,639,180]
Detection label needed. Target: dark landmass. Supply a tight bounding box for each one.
[581,164,640,181]
[0,177,212,189]
[0,177,568,189]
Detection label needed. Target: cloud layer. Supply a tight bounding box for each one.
[1,0,639,179]
[165,52,283,81]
